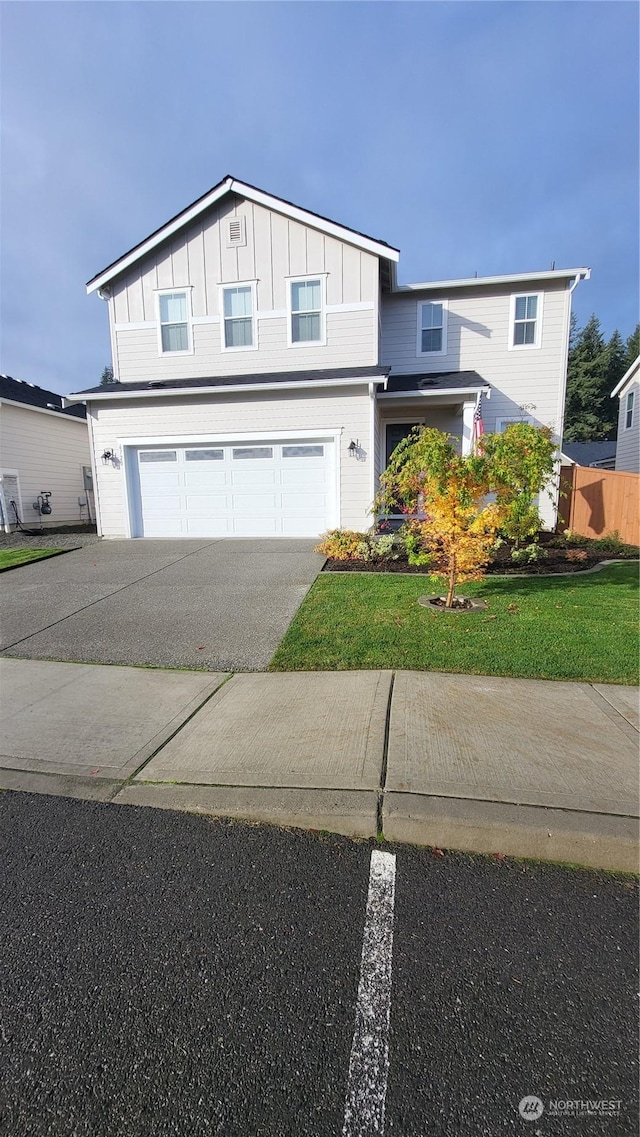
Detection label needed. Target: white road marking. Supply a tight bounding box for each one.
[342,849,397,1136]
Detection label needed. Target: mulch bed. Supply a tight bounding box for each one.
[323,540,639,576]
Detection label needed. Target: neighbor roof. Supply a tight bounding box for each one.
[561,441,617,467]
[86,175,400,294]
[0,374,86,419]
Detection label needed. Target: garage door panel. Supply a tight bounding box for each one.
[233,517,279,536]
[281,492,327,512]
[185,469,229,488]
[231,468,277,486]
[135,440,334,538]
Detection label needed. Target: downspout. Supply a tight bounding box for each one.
[553,269,590,525]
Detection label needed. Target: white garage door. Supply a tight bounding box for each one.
[134,440,335,538]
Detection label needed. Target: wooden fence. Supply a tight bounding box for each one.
[558,464,640,546]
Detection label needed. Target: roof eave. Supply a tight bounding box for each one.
[611,355,640,398]
[86,176,399,294]
[394,268,591,293]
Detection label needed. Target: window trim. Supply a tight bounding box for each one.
[218,280,258,353]
[416,299,448,357]
[624,389,635,430]
[495,415,534,433]
[287,274,327,348]
[509,292,543,350]
[155,287,194,357]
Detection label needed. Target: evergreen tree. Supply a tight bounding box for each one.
[564,314,612,441]
[100,365,115,386]
[624,323,639,370]
[605,329,626,397]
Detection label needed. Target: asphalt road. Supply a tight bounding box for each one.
[0,794,637,1137]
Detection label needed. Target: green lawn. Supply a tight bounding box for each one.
[269,563,639,684]
[0,548,65,571]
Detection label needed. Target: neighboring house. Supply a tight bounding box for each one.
[67,175,590,538]
[561,441,617,470]
[0,375,92,531]
[611,356,639,473]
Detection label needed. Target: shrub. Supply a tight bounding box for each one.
[404,528,433,566]
[566,549,588,562]
[590,530,629,554]
[511,543,549,565]
[563,529,585,546]
[315,530,367,560]
[373,533,405,561]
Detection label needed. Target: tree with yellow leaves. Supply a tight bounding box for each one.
[375,424,556,607]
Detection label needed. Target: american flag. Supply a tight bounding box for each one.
[472,393,484,451]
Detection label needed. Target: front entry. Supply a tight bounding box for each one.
[385,423,421,464]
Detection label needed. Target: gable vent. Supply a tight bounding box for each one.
[226,216,246,248]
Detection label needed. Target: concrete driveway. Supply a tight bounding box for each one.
[0,539,324,670]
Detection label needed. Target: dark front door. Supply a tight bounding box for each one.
[385,423,421,465]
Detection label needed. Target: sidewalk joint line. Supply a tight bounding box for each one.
[118,671,234,788]
[377,672,395,839]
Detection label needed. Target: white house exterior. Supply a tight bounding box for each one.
[612,356,639,473]
[69,176,589,538]
[0,376,92,531]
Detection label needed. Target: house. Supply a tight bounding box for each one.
[67,176,590,539]
[561,441,617,470]
[0,375,92,532]
[611,355,639,473]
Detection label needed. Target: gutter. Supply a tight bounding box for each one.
[63,374,388,407]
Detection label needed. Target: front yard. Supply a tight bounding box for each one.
[0,548,65,571]
[269,563,639,684]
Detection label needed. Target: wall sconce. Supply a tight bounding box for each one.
[348,440,358,457]
[101,449,118,466]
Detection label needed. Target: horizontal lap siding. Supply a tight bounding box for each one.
[115,311,376,382]
[111,197,379,382]
[615,384,639,473]
[381,283,570,436]
[0,405,90,524]
[89,387,373,537]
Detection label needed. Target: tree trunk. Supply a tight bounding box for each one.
[446,554,457,608]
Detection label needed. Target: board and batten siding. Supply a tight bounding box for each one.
[108,195,379,382]
[0,403,90,525]
[88,386,373,538]
[381,282,571,438]
[615,380,639,474]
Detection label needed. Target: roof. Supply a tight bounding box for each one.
[394,268,591,294]
[66,366,390,404]
[611,354,640,398]
[383,370,489,395]
[86,175,400,294]
[561,441,617,467]
[0,374,86,419]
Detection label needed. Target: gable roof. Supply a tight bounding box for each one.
[611,354,640,398]
[383,370,489,395]
[86,176,400,295]
[0,374,86,419]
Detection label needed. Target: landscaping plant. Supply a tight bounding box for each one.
[375,424,556,607]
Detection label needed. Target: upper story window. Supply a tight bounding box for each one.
[157,290,192,354]
[510,293,542,349]
[625,390,635,430]
[289,278,325,345]
[417,301,447,355]
[222,284,256,350]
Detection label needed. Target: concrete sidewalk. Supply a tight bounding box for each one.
[0,658,637,870]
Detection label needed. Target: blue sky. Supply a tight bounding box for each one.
[1,1,637,395]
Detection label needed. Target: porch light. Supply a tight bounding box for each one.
[348,440,358,457]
